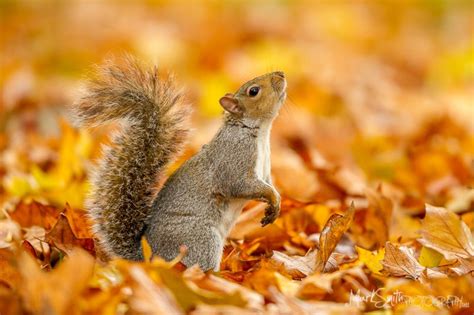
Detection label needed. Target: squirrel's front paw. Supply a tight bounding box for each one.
[261,205,280,226]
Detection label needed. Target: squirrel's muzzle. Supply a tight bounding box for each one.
[271,71,287,96]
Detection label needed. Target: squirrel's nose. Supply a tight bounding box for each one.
[273,71,285,79]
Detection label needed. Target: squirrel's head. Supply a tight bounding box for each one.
[219,71,287,122]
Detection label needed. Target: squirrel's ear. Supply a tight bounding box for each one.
[219,94,242,115]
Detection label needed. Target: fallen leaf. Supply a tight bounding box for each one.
[10,201,61,230]
[449,257,474,276]
[270,250,316,278]
[381,242,424,280]
[381,242,446,281]
[129,266,184,315]
[350,187,393,249]
[19,248,95,314]
[418,204,474,259]
[356,246,384,275]
[418,246,443,268]
[314,203,355,272]
[157,266,246,312]
[45,213,95,255]
[62,204,94,239]
[269,287,359,315]
[183,267,264,310]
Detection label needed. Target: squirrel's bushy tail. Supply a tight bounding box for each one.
[71,57,190,260]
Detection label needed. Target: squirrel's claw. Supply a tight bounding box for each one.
[261,205,280,226]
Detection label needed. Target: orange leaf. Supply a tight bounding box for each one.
[45,213,95,255]
[381,242,446,281]
[314,203,355,272]
[418,204,474,260]
[10,200,61,230]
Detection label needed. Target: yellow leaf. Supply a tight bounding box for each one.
[31,165,57,190]
[274,272,300,297]
[418,246,443,268]
[4,175,33,197]
[356,246,384,275]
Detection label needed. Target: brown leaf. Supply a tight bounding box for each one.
[418,204,474,259]
[45,213,95,255]
[449,257,474,276]
[10,200,61,230]
[350,187,393,249]
[62,204,94,239]
[381,242,446,281]
[270,250,341,279]
[381,242,424,280]
[314,203,355,272]
[270,250,316,278]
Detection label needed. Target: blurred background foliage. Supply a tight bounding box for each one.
[0,0,473,210]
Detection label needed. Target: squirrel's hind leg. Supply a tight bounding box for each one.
[147,224,223,271]
[180,227,223,271]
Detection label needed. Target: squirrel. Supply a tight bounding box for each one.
[71,57,287,271]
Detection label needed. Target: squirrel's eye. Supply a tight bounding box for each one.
[248,86,260,97]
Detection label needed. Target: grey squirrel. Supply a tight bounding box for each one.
[71,57,287,271]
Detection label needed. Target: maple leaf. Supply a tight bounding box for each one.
[45,212,95,255]
[314,203,355,272]
[418,204,474,260]
[10,200,61,230]
[356,246,384,275]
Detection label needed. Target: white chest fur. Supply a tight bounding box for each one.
[255,122,271,182]
[218,122,273,239]
[219,198,247,238]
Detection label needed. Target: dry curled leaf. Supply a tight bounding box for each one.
[45,213,95,255]
[381,242,446,281]
[314,203,355,272]
[381,242,424,280]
